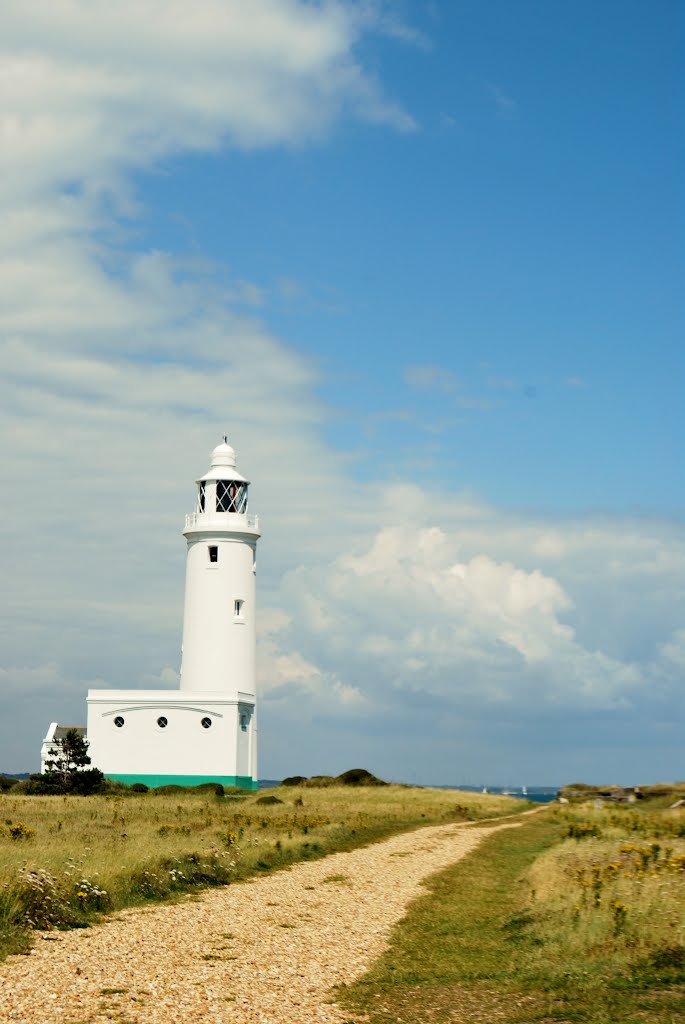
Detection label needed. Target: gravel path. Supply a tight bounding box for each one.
[0,819,523,1024]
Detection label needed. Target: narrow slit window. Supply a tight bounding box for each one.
[234,599,244,618]
[198,481,206,512]
[208,546,218,563]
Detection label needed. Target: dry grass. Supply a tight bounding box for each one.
[522,804,685,984]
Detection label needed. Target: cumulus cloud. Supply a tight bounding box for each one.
[267,519,670,712]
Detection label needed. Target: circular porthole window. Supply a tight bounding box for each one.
[201,717,212,729]
[157,716,168,729]
[114,716,125,728]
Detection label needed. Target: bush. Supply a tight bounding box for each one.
[336,768,386,787]
[567,822,602,839]
[15,774,65,795]
[256,795,283,805]
[130,782,149,793]
[281,776,307,786]
[69,768,105,796]
[303,776,337,788]
[1,822,35,841]
[193,783,224,796]
[12,769,104,796]
[0,776,19,793]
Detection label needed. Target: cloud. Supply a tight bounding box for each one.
[2,0,414,207]
[487,82,516,112]
[404,364,459,392]
[267,519,655,712]
[253,494,684,780]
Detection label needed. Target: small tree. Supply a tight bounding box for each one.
[44,724,93,786]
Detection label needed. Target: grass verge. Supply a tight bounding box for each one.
[0,783,522,961]
[338,810,685,1024]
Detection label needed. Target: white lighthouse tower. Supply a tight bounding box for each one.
[85,440,260,789]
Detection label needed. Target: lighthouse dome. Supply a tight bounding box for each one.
[211,441,236,468]
[197,437,249,483]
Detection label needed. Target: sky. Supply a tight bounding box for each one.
[1,0,683,786]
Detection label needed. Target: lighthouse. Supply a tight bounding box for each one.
[84,440,260,789]
[180,439,259,698]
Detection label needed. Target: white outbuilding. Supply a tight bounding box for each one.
[85,439,261,789]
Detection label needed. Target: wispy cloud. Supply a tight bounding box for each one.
[454,395,496,410]
[487,81,516,113]
[404,364,459,392]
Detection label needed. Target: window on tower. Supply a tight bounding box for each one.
[208,546,218,563]
[198,481,206,512]
[234,599,244,618]
[216,480,248,513]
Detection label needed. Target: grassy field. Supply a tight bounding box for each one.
[339,798,685,1023]
[0,782,521,960]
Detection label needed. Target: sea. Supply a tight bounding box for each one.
[447,785,558,804]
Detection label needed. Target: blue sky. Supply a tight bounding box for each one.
[0,0,682,785]
[132,0,683,509]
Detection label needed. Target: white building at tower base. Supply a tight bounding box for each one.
[84,440,260,790]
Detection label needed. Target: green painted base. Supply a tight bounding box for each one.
[106,773,259,791]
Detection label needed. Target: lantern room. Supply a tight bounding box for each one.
[196,437,250,516]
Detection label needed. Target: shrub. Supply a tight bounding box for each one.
[15,774,65,795]
[303,775,337,788]
[12,767,104,796]
[336,768,387,787]
[130,783,149,793]
[256,795,283,805]
[281,775,307,786]
[6,822,35,841]
[69,768,105,795]
[566,822,602,839]
[11,868,72,930]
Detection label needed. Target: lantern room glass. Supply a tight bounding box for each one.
[216,480,248,513]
